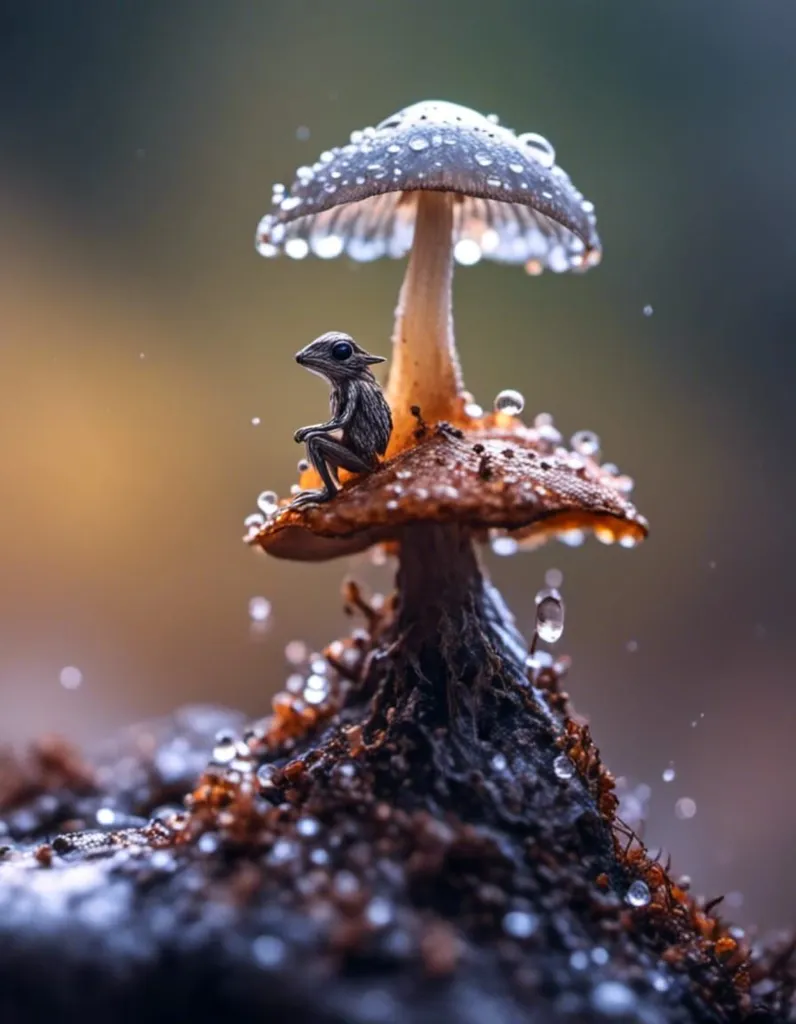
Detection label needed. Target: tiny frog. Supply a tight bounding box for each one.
[291,332,392,507]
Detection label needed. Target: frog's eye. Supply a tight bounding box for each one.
[331,340,354,361]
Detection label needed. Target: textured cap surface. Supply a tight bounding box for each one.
[256,100,601,274]
[249,425,647,561]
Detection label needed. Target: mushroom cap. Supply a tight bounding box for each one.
[256,100,600,274]
[248,424,648,562]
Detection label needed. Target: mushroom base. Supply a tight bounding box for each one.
[0,582,789,1023]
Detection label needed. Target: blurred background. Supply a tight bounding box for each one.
[1,1,794,930]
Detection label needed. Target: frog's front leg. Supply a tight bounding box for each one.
[290,433,372,507]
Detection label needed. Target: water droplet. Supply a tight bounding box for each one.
[544,568,563,589]
[491,536,519,557]
[503,910,538,938]
[675,797,697,820]
[284,238,309,259]
[252,934,286,968]
[486,176,502,188]
[570,950,590,971]
[296,817,321,837]
[314,235,344,259]
[295,165,314,182]
[319,150,334,164]
[525,259,543,276]
[494,389,525,416]
[257,490,279,515]
[323,182,338,194]
[480,228,500,253]
[387,143,401,154]
[96,807,115,826]
[517,132,556,168]
[558,529,586,548]
[454,238,482,265]
[296,126,310,141]
[366,897,393,928]
[491,753,508,771]
[409,136,429,151]
[662,767,675,783]
[464,401,483,417]
[213,731,238,764]
[571,430,601,458]
[651,972,670,993]
[591,981,637,1017]
[248,596,272,623]
[280,195,302,213]
[591,947,609,965]
[251,417,261,426]
[474,151,493,167]
[59,666,83,690]
[509,161,524,173]
[553,754,575,780]
[643,304,654,317]
[626,639,639,653]
[535,588,565,643]
[625,880,651,907]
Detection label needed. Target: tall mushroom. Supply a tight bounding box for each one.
[256,100,600,455]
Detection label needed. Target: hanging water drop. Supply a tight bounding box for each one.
[643,304,654,317]
[494,389,525,416]
[662,766,675,783]
[625,879,651,907]
[535,587,565,643]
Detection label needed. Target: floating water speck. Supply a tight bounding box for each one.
[544,567,563,589]
[570,950,590,971]
[553,753,575,780]
[257,490,279,516]
[643,304,654,317]
[96,807,115,827]
[626,640,639,653]
[502,910,538,939]
[675,796,697,820]
[59,666,83,690]
[491,753,508,772]
[296,126,310,141]
[493,389,525,416]
[251,417,261,426]
[662,766,675,783]
[625,879,651,907]
[248,596,272,623]
[285,639,308,665]
[535,587,565,643]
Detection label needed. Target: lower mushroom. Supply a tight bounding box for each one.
[1,423,791,1023]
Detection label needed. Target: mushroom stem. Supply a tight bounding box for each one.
[386,191,464,456]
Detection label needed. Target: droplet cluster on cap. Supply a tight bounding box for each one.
[256,100,601,274]
[248,421,647,561]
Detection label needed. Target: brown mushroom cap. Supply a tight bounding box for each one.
[256,100,600,274]
[249,424,648,562]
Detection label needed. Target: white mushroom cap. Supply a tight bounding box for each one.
[256,100,601,274]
